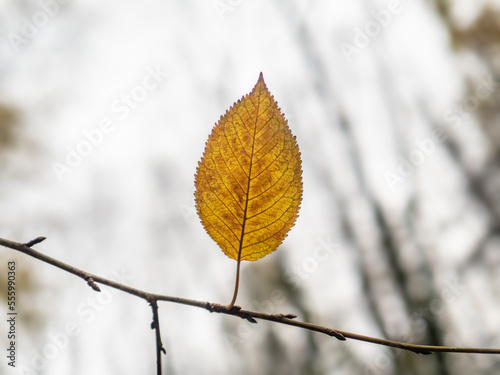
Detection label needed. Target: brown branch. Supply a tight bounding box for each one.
[2,236,500,357]
[150,300,166,375]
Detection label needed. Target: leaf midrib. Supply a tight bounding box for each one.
[237,96,261,261]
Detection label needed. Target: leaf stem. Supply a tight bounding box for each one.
[227,258,241,309]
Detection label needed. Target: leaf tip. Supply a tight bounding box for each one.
[255,72,269,92]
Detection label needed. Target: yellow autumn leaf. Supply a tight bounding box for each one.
[194,73,302,306]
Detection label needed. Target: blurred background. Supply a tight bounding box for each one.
[1,0,500,374]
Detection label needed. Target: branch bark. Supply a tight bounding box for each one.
[1,235,500,371]
[150,300,166,374]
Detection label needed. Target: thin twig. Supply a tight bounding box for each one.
[1,236,500,356]
[150,300,166,375]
